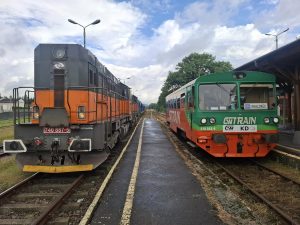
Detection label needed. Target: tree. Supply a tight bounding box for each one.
[157,53,233,111]
[148,103,157,110]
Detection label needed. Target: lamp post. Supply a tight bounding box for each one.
[68,19,101,48]
[265,28,289,49]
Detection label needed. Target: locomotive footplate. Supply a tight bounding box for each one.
[16,151,109,173]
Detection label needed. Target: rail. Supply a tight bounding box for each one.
[0,173,39,199]
[217,162,299,225]
[32,174,84,225]
[0,173,83,225]
[250,159,300,185]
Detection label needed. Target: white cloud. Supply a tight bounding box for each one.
[255,0,300,29]
[0,0,296,104]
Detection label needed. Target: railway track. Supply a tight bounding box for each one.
[0,172,84,225]
[155,112,300,225]
[217,160,300,225]
[0,119,142,225]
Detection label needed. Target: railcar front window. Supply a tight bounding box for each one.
[240,83,275,110]
[199,84,237,110]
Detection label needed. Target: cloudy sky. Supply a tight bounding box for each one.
[0,0,299,104]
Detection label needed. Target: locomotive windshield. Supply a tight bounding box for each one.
[240,83,275,110]
[199,84,237,110]
[199,82,276,111]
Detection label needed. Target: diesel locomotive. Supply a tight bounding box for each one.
[3,44,144,173]
[166,71,278,157]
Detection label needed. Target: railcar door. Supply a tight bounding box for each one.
[186,85,195,140]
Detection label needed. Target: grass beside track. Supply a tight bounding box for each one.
[0,155,31,192]
[0,125,28,192]
[0,119,13,128]
[0,126,13,143]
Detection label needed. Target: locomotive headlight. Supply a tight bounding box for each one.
[264,117,270,124]
[209,117,216,124]
[200,118,207,124]
[53,48,66,59]
[32,106,39,119]
[53,62,65,69]
[273,117,279,124]
[78,106,86,119]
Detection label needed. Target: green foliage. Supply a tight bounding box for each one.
[157,53,233,112]
[148,103,157,110]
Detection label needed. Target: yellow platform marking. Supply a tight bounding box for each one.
[79,119,143,225]
[23,164,93,173]
[120,119,145,225]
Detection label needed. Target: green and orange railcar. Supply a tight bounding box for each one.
[166,71,278,157]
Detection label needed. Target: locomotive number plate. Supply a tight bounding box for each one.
[43,127,71,134]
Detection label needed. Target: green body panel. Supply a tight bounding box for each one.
[184,71,278,131]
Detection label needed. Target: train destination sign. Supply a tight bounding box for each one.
[223,125,257,132]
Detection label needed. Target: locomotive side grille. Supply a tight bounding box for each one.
[54,75,65,107]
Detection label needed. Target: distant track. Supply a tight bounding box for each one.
[274,144,300,157]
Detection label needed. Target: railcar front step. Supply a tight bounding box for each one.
[186,141,196,148]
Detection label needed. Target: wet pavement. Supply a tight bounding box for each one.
[90,119,222,225]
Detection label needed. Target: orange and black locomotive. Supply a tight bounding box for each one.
[3,44,144,173]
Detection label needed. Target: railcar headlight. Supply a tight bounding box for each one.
[33,106,39,119]
[78,106,86,119]
[209,117,216,124]
[264,117,270,124]
[53,48,66,59]
[273,117,279,124]
[200,118,207,124]
[53,62,65,69]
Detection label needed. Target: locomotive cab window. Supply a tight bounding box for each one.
[199,83,237,110]
[240,83,275,110]
[89,70,94,85]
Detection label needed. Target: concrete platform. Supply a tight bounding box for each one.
[90,119,222,225]
[278,132,300,150]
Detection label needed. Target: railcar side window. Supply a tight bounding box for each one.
[199,84,237,110]
[240,83,275,110]
[177,98,180,109]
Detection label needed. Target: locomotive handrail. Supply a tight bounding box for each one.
[12,86,130,125]
[13,87,39,125]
